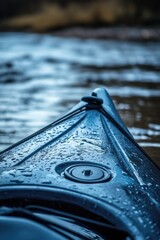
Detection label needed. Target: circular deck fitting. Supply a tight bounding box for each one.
[64,163,111,183]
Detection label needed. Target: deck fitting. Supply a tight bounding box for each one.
[81,96,103,109]
[64,163,111,183]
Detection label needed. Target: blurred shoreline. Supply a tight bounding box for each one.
[0,0,160,35]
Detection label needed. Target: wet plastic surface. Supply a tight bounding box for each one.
[0,88,160,239]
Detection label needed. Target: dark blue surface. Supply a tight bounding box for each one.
[0,88,160,239]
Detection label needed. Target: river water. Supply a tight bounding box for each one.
[0,32,160,166]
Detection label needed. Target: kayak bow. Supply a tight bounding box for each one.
[0,88,160,240]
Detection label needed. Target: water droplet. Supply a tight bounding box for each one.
[22,172,32,177]
[10,179,24,183]
[147,183,152,186]
[41,180,52,184]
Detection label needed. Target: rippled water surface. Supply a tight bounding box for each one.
[0,32,160,165]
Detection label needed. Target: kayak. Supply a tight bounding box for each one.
[0,87,159,240]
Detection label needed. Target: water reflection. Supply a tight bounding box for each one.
[0,32,160,165]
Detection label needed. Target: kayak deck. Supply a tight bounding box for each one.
[0,88,160,239]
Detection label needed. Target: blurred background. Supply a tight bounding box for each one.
[0,0,160,165]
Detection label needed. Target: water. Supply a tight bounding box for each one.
[0,32,160,166]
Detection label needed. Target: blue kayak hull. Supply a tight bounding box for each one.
[0,88,160,239]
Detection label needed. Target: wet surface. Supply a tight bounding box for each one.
[0,32,160,166]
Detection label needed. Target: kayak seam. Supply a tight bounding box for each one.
[99,107,160,171]
[101,114,145,185]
